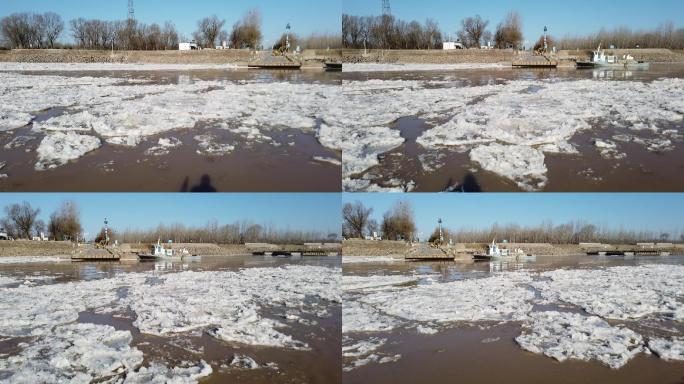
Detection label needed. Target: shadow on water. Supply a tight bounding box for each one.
[179,174,217,193]
[445,172,483,192]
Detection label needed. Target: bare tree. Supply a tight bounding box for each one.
[273,32,298,51]
[230,9,262,49]
[4,202,40,239]
[41,12,63,48]
[533,34,555,52]
[1,13,32,48]
[494,11,523,49]
[48,201,82,241]
[381,201,416,241]
[342,201,373,239]
[196,15,225,48]
[366,219,379,238]
[161,21,179,50]
[342,14,442,50]
[458,15,490,48]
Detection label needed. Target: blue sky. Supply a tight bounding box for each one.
[0,0,341,46]
[0,193,341,240]
[342,194,684,239]
[343,0,683,46]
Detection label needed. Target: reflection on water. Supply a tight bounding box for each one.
[345,254,684,281]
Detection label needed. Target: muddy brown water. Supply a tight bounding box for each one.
[0,255,341,384]
[343,64,684,192]
[0,69,341,192]
[343,255,684,384]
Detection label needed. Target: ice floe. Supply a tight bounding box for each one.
[121,266,339,349]
[0,276,18,286]
[0,111,32,131]
[647,337,684,361]
[0,62,240,72]
[340,77,684,191]
[124,361,213,384]
[343,299,401,333]
[312,156,342,166]
[532,265,684,321]
[343,274,419,291]
[516,311,643,369]
[0,323,144,383]
[343,264,684,370]
[470,143,548,190]
[35,132,101,171]
[228,355,260,369]
[0,265,337,382]
[0,72,339,169]
[145,137,182,156]
[0,256,69,264]
[357,272,534,324]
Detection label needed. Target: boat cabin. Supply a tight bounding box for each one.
[151,241,174,258]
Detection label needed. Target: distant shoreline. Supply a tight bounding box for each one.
[0,48,342,68]
[0,241,342,259]
[341,48,684,65]
[342,239,683,258]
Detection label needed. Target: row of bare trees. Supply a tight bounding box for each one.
[1,9,265,50]
[456,12,524,49]
[342,11,524,50]
[436,221,683,245]
[2,202,42,239]
[558,22,684,50]
[0,12,64,48]
[116,220,337,245]
[70,19,179,50]
[342,14,442,49]
[1,201,81,241]
[0,200,337,244]
[343,200,416,241]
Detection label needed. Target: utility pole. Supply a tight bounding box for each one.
[382,0,391,16]
[286,23,291,52]
[438,218,444,244]
[543,26,548,53]
[104,218,110,246]
[128,0,135,20]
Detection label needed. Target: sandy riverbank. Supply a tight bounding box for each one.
[0,48,341,68]
[1,241,342,258]
[342,48,684,64]
[343,240,683,258]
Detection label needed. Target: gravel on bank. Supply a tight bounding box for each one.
[342,48,684,64]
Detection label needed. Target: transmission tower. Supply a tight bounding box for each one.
[382,0,391,16]
[128,0,135,20]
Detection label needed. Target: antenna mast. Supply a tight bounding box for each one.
[128,0,135,20]
[382,0,391,16]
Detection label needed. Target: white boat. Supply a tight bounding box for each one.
[577,45,650,69]
[473,240,531,261]
[138,239,179,261]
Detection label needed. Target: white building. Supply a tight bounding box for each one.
[443,41,465,50]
